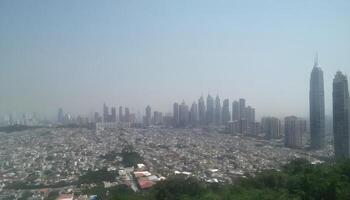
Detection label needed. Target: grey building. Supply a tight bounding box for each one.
[206,95,215,125]
[179,101,189,127]
[198,96,206,126]
[190,101,198,126]
[333,71,350,158]
[309,56,325,149]
[173,102,179,127]
[214,95,222,125]
[232,100,240,121]
[284,116,305,148]
[222,99,231,125]
[145,105,152,125]
[239,98,246,120]
[262,117,281,139]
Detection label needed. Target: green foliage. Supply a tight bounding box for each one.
[101,158,350,200]
[78,168,117,184]
[120,145,143,167]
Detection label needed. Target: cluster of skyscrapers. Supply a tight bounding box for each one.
[308,55,350,157]
[172,95,258,134]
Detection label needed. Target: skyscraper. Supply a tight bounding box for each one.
[206,95,214,125]
[214,95,222,125]
[309,55,325,149]
[111,107,117,122]
[119,106,123,122]
[232,100,240,121]
[103,103,109,122]
[222,99,230,124]
[179,101,189,127]
[239,98,246,120]
[262,117,281,139]
[125,107,130,122]
[173,102,179,127]
[284,116,305,148]
[145,105,152,125]
[190,102,198,126]
[58,108,64,123]
[198,96,206,125]
[333,71,350,158]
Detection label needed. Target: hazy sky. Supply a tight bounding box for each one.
[0,0,349,119]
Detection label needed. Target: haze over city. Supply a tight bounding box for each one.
[1,0,349,118]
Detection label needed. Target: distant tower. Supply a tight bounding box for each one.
[232,101,240,121]
[58,108,64,123]
[333,71,350,158]
[119,106,123,122]
[222,99,231,125]
[103,103,109,122]
[190,102,198,127]
[173,102,179,127]
[284,116,305,148]
[111,107,117,122]
[239,98,246,120]
[262,117,281,139]
[214,95,222,125]
[206,95,214,125]
[145,105,152,125]
[309,54,325,149]
[198,96,206,125]
[179,101,189,127]
[125,107,130,122]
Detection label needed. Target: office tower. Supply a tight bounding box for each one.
[232,101,240,121]
[179,101,189,127]
[190,101,198,126]
[262,117,281,139]
[145,105,152,125]
[103,103,109,122]
[94,112,102,123]
[124,107,130,122]
[111,107,117,122]
[173,102,179,127]
[58,108,64,123]
[214,95,222,125]
[206,95,214,125]
[309,55,325,149]
[239,98,246,120]
[284,116,305,148]
[246,106,255,124]
[198,96,206,125]
[153,111,163,125]
[333,71,350,158]
[222,99,230,125]
[119,106,123,122]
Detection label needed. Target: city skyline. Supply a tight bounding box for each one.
[1,1,350,119]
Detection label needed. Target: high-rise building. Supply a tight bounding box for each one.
[145,105,152,125]
[190,102,198,126]
[153,111,163,125]
[119,106,123,122]
[173,102,179,127]
[125,107,130,122]
[214,95,222,125]
[309,55,325,149]
[284,116,305,148]
[333,71,350,158]
[222,99,230,124]
[179,101,189,127]
[198,96,206,125]
[58,108,64,123]
[239,98,246,120]
[103,103,109,122]
[232,101,240,121]
[262,117,281,139]
[206,95,214,125]
[111,107,117,122]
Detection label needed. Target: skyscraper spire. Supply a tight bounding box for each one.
[314,52,318,67]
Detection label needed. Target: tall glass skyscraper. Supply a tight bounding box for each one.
[309,55,325,149]
[333,71,350,158]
